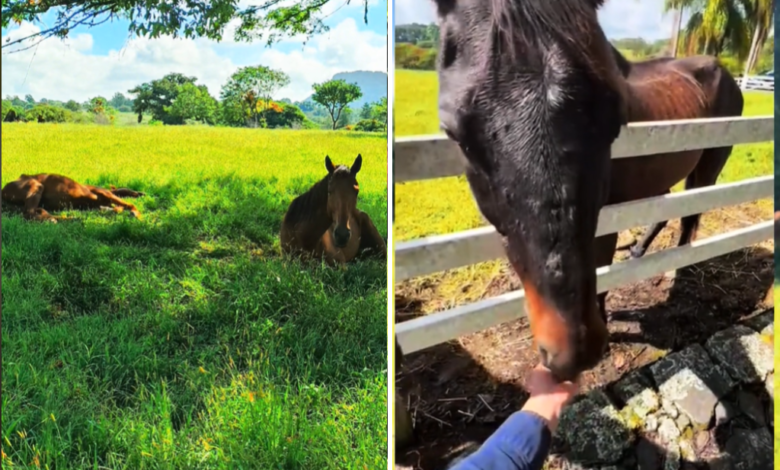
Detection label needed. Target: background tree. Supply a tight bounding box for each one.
[220,66,290,128]
[663,0,773,64]
[165,82,218,124]
[64,100,81,112]
[2,0,373,53]
[311,79,362,130]
[129,73,199,124]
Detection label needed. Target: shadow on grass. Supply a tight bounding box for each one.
[395,248,774,470]
[2,173,388,469]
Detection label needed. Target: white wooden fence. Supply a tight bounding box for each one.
[738,75,774,92]
[394,115,774,355]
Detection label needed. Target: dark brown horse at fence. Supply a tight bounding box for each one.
[280,155,387,264]
[1,173,144,222]
[427,0,743,381]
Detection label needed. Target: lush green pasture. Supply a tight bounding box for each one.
[1,124,388,469]
[394,69,774,241]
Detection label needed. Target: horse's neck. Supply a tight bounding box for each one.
[305,178,333,231]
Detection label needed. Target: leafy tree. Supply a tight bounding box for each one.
[109,92,131,109]
[165,82,218,124]
[336,106,354,129]
[311,79,362,130]
[265,102,309,129]
[129,73,198,124]
[220,65,290,128]
[2,100,15,120]
[24,104,68,123]
[353,119,386,132]
[87,96,108,114]
[24,94,35,105]
[64,100,81,112]
[2,0,373,53]
[370,97,388,124]
[359,102,373,120]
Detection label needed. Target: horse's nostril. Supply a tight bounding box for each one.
[538,346,550,366]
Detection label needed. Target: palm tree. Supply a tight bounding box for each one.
[741,0,774,80]
[663,0,757,59]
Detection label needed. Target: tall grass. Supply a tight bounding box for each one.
[1,124,388,469]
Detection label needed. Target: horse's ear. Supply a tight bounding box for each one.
[325,156,335,174]
[350,154,362,175]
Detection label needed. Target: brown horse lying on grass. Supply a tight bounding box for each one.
[280,154,387,264]
[1,173,144,222]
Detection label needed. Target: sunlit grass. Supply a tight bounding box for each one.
[1,124,388,469]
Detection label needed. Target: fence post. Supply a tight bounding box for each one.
[395,337,414,449]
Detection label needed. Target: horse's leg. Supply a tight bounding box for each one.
[88,186,142,219]
[20,180,57,223]
[594,232,618,324]
[677,146,732,247]
[629,189,671,259]
[356,210,387,259]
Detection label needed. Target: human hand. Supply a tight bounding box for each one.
[520,364,580,432]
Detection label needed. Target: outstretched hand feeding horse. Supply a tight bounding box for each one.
[280,154,387,265]
[1,173,145,223]
[429,0,743,382]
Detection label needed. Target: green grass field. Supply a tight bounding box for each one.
[1,124,388,469]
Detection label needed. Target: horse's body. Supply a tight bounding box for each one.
[429,0,743,380]
[280,155,386,264]
[1,173,144,222]
[610,53,743,260]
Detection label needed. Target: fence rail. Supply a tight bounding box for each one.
[737,75,774,92]
[394,115,775,355]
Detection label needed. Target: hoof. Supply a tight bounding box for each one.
[629,246,646,259]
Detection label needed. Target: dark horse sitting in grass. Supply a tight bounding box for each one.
[1,173,145,222]
[280,154,387,264]
[426,0,743,381]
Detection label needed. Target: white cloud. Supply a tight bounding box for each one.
[2,8,387,103]
[396,0,677,40]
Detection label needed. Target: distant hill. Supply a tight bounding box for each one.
[302,71,387,109]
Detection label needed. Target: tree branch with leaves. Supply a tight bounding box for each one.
[2,0,374,53]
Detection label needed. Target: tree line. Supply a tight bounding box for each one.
[2,66,387,132]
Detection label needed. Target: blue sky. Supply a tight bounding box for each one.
[2,0,387,102]
[396,0,682,41]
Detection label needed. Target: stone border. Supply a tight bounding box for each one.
[554,310,774,470]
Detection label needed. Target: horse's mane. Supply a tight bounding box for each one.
[284,165,349,225]
[490,0,612,78]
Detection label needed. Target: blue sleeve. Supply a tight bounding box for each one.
[448,411,551,470]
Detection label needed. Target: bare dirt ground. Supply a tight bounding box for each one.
[395,202,774,470]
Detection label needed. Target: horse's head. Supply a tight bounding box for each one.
[433,0,628,381]
[325,154,362,249]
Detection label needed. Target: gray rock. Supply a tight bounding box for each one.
[644,413,659,433]
[742,310,772,332]
[724,428,772,470]
[675,412,690,431]
[636,438,661,470]
[708,455,734,470]
[556,390,633,464]
[765,372,774,398]
[678,438,696,462]
[660,398,679,419]
[663,442,680,470]
[760,321,773,337]
[736,391,764,425]
[657,416,681,443]
[705,325,773,384]
[613,370,659,419]
[714,400,734,427]
[650,344,735,427]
